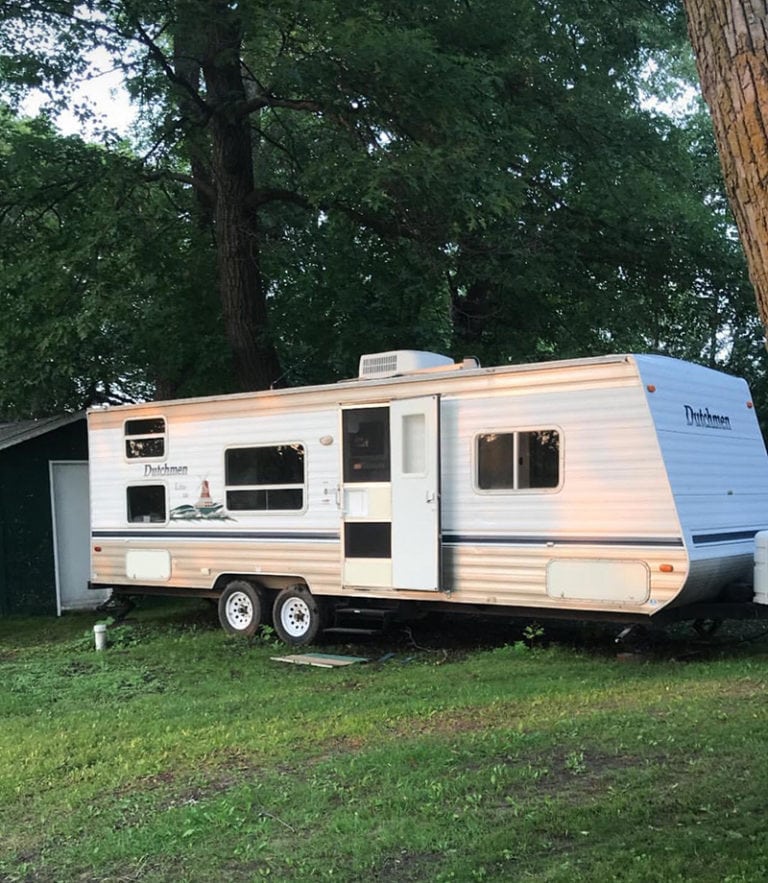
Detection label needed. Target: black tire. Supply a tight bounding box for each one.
[272,585,326,646]
[218,580,264,637]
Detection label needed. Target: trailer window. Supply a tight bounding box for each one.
[127,485,167,523]
[225,444,305,511]
[125,418,166,459]
[343,407,390,483]
[477,430,560,491]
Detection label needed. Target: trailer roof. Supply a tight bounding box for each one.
[88,353,650,415]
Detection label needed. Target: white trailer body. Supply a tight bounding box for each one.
[87,353,768,640]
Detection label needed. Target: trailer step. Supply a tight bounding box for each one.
[324,627,383,636]
[332,607,397,619]
[327,604,403,638]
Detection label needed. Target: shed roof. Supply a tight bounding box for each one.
[0,413,85,453]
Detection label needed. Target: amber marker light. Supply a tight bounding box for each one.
[659,564,674,573]
[647,384,656,393]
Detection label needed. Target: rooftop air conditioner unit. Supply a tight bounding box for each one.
[358,350,455,380]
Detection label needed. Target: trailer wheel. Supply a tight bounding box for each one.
[272,586,325,646]
[218,580,264,637]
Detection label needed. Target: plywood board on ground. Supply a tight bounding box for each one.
[271,653,369,668]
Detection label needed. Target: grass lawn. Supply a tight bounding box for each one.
[1,600,767,882]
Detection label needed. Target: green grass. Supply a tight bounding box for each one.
[1,601,767,881]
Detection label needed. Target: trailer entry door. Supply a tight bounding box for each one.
[341,396,441,591]
[390,395,441,589]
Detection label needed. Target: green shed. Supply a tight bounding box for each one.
[0,415,105,616]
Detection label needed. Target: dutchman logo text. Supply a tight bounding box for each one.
[684,405,732,430]
[143,464,189,476]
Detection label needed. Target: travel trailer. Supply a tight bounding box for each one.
[87,351,768,645]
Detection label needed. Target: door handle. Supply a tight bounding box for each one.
[426,490,436,503]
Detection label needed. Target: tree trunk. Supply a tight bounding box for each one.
[173,0,215,230]
[683,1,768,333]
[200,0,282,391]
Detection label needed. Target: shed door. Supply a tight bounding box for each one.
[50,462,106,612]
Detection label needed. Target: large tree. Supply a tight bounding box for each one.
[681,1,768,338]
[4,0,541,389]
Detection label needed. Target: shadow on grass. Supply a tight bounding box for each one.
[4,594,768,664]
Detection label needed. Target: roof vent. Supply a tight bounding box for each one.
[358,350,455,379]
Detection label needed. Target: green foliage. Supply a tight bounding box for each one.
[0,1,765,413]
[0,109,233,415]
[251,0,766,390]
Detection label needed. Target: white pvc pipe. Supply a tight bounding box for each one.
[93,623,108,651]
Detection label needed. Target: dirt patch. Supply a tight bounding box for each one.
[110,750,264,825]
[112,769,179,799]
[217,859,274,881]
[495,749,664,809]
[371,849,444,882]
[59,660,99,677]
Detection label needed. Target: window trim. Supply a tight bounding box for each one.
[126,483,168,524]
[473,426,563,495]
[123,416,167,462]
[224,442,307,514]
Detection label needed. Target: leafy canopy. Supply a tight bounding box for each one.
[0,0,764,414]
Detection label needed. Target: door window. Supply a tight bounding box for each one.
[401,413,426,475]
[343,408,390,482]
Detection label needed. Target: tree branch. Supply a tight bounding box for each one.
[131,20,211,118]
[142,170,216,202]
[234,94,324,118]
[334,202,422,241]
[248,188,310,209]
[250,120,304,172]
[243,187,421,242]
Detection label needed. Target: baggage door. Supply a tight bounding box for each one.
[390,395,441,590]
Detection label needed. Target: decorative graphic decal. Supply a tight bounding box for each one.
[170,479,235,522]
[196,479,216,509]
